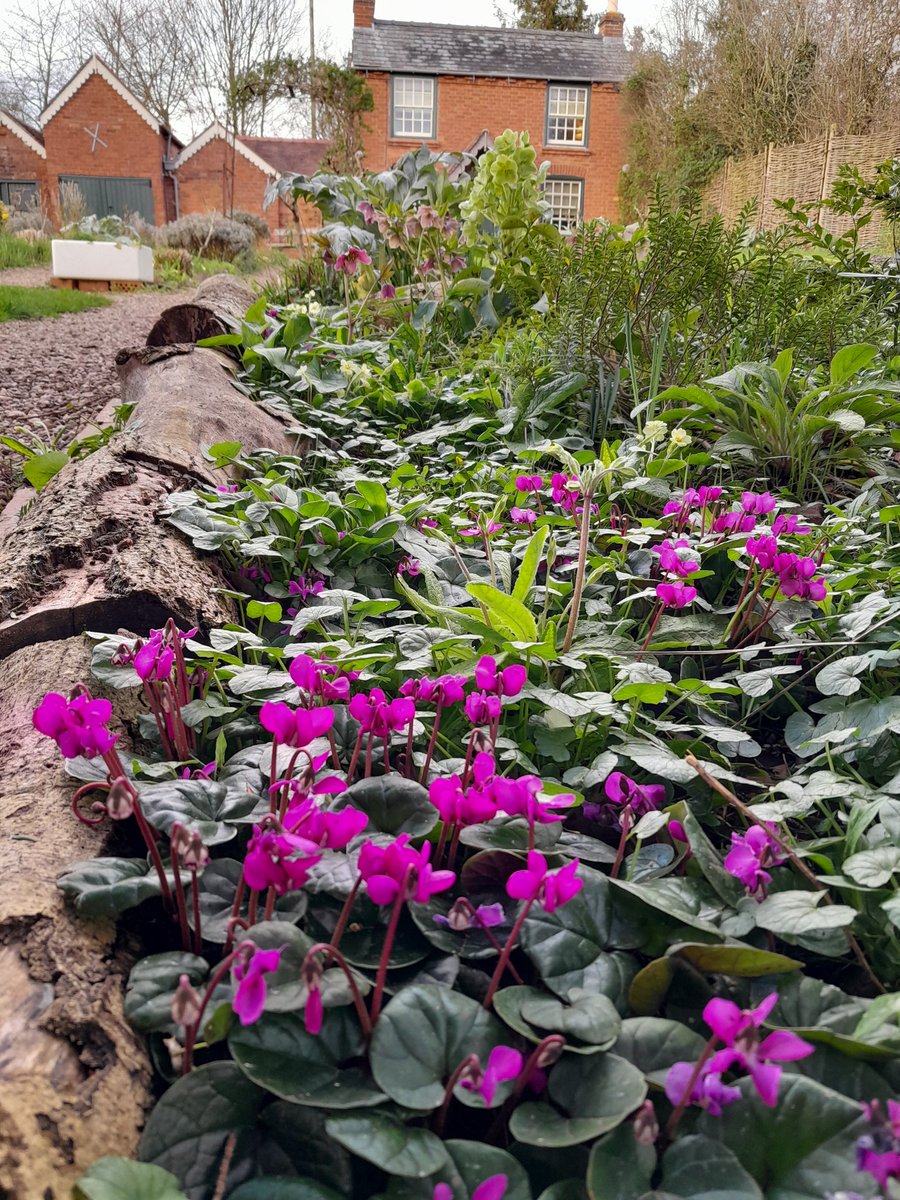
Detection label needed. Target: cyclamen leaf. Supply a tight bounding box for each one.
[73,1158,187,1200]
[58,858,168,917]
[754,891,857,934]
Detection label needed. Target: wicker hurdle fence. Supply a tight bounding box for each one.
[703,127,900,241]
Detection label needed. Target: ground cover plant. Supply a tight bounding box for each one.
[0,283,110,323]
[37,141,900,1200]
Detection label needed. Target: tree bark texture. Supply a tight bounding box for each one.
[144,273,255,350]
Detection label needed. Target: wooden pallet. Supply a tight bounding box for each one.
[50,278,144,292]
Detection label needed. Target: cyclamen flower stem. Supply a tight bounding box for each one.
[189,866,202,955]
[562,493,594,655]
[107,766,172,908]
[346,731,364,782]
[733,595,778,650]
[483,897,535,1008]
[269,739,280,814]
[263,886,276,922]
[171,853,192,952]
[663,1035,718,1141]
[723,570,754,642]
[637,603,663,660]
[446,825,462,872]
[247,889,259,928]
[419,705,444,784]
[729,573,765,644]
[685,753,886,995]
[434,821,451,868]
[461,732,478,790]
[364,733,374,778]
[304,943,373,1037]
[343,274,354,344]
[434,1053,480,1137]
[182,945,251,1074]
[143,680,175,758]
[327,729,341,773]
[225,874,247,952]
[610,806,634,880]
[383,736,391,773]
[487,1033,565,1140]
[330,878,362,950]
[370,869,413,1024]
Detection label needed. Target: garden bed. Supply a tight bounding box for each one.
[10,144,900,1200]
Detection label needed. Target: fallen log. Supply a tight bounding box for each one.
[0,637,153,1200]
[113,343,297,484]
[144,273,255,350]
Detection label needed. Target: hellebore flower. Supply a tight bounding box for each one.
[506,852,583,913]
[475,655,526,698]
[656,581,697,608]
[705,992,814,1105]
[33,692,118,759]
[724,825,786,896]
[334,246,372,274]
[379,283,396,300]
[664,1060,741,1117]
[460,1045,524,1105]
[260,702,335,748]
[605,771,667,817]
[232,946,282,1026]
[358,835,456,906]
[348,688,415,736]
[243,826,321,894]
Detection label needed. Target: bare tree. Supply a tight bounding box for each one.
[0,0,80,121]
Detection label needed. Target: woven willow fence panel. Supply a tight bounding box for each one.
[705,128,900,242]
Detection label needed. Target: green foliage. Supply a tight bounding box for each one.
[460,129,551,260]
[0,233,50,269]
[512,0,595,31]
[161,213,255,262]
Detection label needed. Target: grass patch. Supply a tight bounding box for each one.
[0,285,111,322]
[0,236,51,269]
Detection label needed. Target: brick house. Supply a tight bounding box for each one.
[0,110,49,214]
[350,0,631,227]
[174,123,331,237]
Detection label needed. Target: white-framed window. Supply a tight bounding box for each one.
[545,178,583,232]
[546,84,589,145]
[391,76,436,138]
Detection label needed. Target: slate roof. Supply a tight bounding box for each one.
[352,20,630,84]
[239,137,332,175]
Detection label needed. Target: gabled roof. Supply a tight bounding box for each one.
[175,124,332,177]
[352,20,630,84]
[40,55,162,131]
[239,136,332,175]
[0,108,46,158]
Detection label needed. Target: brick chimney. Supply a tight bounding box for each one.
[354,0,375,26]
[599,0,625,38]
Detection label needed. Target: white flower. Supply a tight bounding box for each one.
[669,428,692,448]
[339,359,356,379]
[642,420,667,442]
[308,301,321,317]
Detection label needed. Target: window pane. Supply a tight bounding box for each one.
[545,178,583,232]
[546,85,588,144]
[392,76,434,138]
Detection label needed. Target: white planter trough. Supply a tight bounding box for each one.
[51,239,154,283]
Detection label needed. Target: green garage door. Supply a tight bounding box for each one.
[0,180,39,210]
[59,175,154,223]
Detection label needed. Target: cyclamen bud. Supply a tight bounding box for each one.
[535,1035,565,1069]
[170,824,193,861]
[445,899,475,932]
[633,1100,659,1146]
[106,776,134,820]
[183,831,210,869]
[171,974,202,1027]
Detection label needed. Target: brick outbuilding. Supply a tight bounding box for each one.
[0,110,49,214]
[351,0,631,226]
[174,124,330,238]
[40,56,178,226]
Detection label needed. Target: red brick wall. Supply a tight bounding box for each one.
[358,71,626,221]
[0,127,49,213]
[175,137,322,238]
[41,72,168,224]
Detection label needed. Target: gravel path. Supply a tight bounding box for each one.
[0,273,190,503]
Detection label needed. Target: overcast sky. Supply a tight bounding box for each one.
[316,0,662,58]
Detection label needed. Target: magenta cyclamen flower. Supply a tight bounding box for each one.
[232,946,282,1026]
[551,472,579,511]
[507,852,583,913]
[664,1060,741,1116]
[491,773,575,826]
[475,655,527,698]
[460,521,503,538]
[741,491,777,516]
[460,1045,524,1105]
[775,554,827,602]
[33,692,117,759]
[287,575,325,614]
[334,246,372,274]
[217,482,239,494]
[358,835,456,906]
[348,688,415,736]
[289,654,353,703]
[605,771,666,816]
[434,900,505,931]
[856,1100,900,1190]
[656,538,699,578]
[515,474,543,493]
[244,826,321,894]
[747,535,780,571]
[712,510,757,535]
[705,992,814,1106]
[285,796,366,850]
[434,1178,508,1200]
[465,691,502,725]
[429,774,497,827]
[771,512,811,537]
[656,581,697,608]
[397,557,421,577]
[724,825,785,896]
[510,506,537,525]
[134,632,175,682]
[260,702,334,748]
[400,673,467,705]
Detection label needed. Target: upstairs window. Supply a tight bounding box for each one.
[392,76,436,138]
[545,177,583,232]
[546,85,588,145]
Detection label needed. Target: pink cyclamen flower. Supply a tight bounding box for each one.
[357,200,376,222]
[397,557,421,577]
[289,654,353,703]
[348,688,415,736]
[333,246,372,274]
[856,1101,900,1191]
[33,692,117,759]
[746,535,780,571]
[665,1060,741,1116]
[775,555,827,602]
[515,474,543,493]
[401,673,467,706]
[464,691,502,726]
[705,993,814,1106]
[475,655,527,698]
[605,771,667,817]
[287,575,325,615]
[741,491,777,516]
[434,900,505,931]
[551,472,579,511]
[243,826,321,894]
[724,825,785,896]
[217,483,239,494]
[260,702,334,748]
[358,835,456,906]
[232,946,282,1026]
[712,510,757,535]
[507,852,583,913]
[419,517,438,529]
[133,632,175,682]
[510,506,538,525]
[771,512,811,537]
[460,1045,524,1106]
[656,582,697,608]
[285,796,366,850]
[656,538,699,578]
[490,768,575,826]
[434,1178,508,1200]
[460,521,503,538]
[429,774,498,827]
